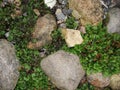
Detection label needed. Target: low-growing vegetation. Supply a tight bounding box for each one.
[62,22,120,76]
[47,18,120,77]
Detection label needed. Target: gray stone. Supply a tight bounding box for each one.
[62,8,72,15]
[58,0,68,5]
[59,23,66,28]
[107,8,120,34]
[0,39,20,90]
[41,50,85,90]
[55,9,67,21]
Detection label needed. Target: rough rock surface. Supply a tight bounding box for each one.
[61,29,83,47]
[107,8,120,34]
[41,50,85,90]
[68,0,103,25]
[55,9,67,21]
[87,73,110,88]
[28,14,57,49]
[0,39,19,90]
[109,74,120,90]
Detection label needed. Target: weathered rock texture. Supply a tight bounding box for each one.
[109,74,120,90]
[107,8,120,34]
[61,29,83,47]
[0,39,19,90]
[55,9,67,21]
[28,14,57,49]
[68,0,103,25]
[87,73,110,88]
[41,50,85,90]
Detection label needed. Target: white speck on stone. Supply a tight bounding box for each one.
[44,0,56,9]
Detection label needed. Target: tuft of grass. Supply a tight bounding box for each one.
[77,82,94,90]
[66,16,79,29]
[0,3,14,38]
[44,29,65,55]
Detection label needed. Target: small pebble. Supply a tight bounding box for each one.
[23,12,27,16]
[59,23,66,28]
[55,9,67,21]
[62,8,72,15]
[5,32,9,38]
[33,9,40,16]
[39,48,47,57]
[58,0,67,5]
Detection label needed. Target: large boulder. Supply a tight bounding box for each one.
[0,39,20,90]
[87,73,110,88]
[41,50,85,90]
[68,0,103,25]
[107,8,120,34]
[27,14,57,49]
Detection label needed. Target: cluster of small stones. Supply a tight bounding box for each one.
[54,0,113,28]
[54,0,73,28]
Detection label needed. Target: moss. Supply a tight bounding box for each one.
[62,22,120,76]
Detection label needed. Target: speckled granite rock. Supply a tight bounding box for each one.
[0,39,20,90]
